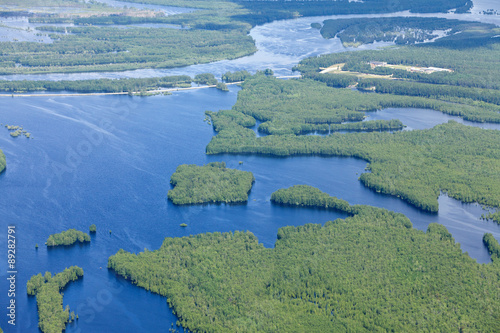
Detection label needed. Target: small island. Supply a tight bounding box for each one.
[168,162,255,205]
[27,266,84,333]
[0,149,5,174]
[46,229,90,247]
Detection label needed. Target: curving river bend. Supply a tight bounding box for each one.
[0,1,499,331]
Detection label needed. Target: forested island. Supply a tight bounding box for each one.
[108,199,500,332]
[208,74,500,136]
[0,75,193,93]
[319,17,494,47]
[167,162,255,204]
[0,149,5,174]
[26,266,84,333]
[46,229,90,246]
[209,119,500,213]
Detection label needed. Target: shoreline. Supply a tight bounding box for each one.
[0,75,300,97]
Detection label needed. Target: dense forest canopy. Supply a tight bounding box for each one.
[26,266,84,333]
[209,75,500,136]
[206,77,500,212]
[0,26,256,75]
[0,0,475,74]
[483,233,500,259]
[0,75,193,93]
[108,201,500,332]
[45,229,90,246]
[0,149,5,173]
[167,162,255,204]
[208,120,500,212]
[296,36,500,91]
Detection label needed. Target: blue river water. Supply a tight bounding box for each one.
[0,0,500,331]
[0,86,499,332]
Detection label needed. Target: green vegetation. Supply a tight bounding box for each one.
[1,0,109,10]
[357,79,500,109]
[194,73,218,86]
[483,233,500,259]
[0,26,256,75]
[46,229,90,246]
[0,149,5,174]
[216,82,229,92]
[0,0,473,75]
[297,35,500,91]
[108,201,500,332]
[482,211,500,224]
[221,70,252,83]
[319,18,492,46]
[26,266,84,333]
[89,224,96,233]
[3,124,32,138]
[0,75,192,93]
[168,162,254,204]
[208,119,500,212]
[180,223,188,227]
[310,22,321,30]
[207,74,499,135]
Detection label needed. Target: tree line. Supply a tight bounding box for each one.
[26,266,84,333]
[168,162,255,205]
[0,25,256,75]
[108,194,500,332]
[0,75,193,93]
[483,233,500,259]
[319,17,494,46]
[46,229,90,246]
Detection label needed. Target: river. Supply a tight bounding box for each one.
[0,1,499,332]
